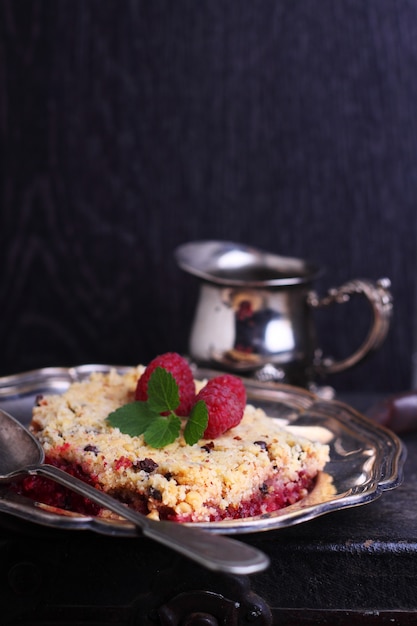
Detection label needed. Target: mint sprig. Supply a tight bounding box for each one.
[144,415,182,448]
[106,367,208,448]
[147,366,179,414]
[106,401,156,437]
[184,400,208,445]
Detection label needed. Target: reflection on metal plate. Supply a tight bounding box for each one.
[0,365,406,536]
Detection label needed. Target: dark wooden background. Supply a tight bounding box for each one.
[1,0,416,393]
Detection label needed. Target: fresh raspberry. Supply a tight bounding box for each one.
[204,374,247,408]
[135,353,196,416]
[197,374,246,439]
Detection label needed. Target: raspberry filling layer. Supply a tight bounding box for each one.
[15,457,315,522]
[173,472,314,523]
[14,456,101,516]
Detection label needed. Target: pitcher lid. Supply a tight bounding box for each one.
[175,241,321,287]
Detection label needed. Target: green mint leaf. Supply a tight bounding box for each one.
[184,400,209,445]
[144,415,181,448]
[106,402,156,437]
[147,367,180,414]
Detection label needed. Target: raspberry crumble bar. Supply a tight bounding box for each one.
[25,365,330,523]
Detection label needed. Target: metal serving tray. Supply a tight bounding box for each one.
[0,365,406,536]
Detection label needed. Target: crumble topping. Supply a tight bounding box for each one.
[29,367,330,522]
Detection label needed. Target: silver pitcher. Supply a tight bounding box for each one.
[175,240,392,387]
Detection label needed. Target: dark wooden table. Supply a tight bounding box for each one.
[1,394,416,625]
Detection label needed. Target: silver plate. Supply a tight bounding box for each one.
[0,365,406,536]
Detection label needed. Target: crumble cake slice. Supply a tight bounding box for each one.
[26,367,330,523]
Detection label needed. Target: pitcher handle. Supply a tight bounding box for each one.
[308,278,393,375]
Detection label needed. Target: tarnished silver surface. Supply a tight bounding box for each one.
[308,277,393,374]
[0,365,405,536]
[175,240,393,385]
[175,240,320,287]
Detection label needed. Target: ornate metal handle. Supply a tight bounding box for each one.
[308,278,393,375]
